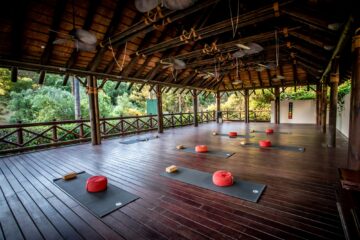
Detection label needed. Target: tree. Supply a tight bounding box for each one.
[8,86,74,123]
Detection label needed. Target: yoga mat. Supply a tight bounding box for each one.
[120,135,159,144]
[180,148,235,158]
[240,143,305,152]
[160,167,266,203]
[54,172,139,217]
[251,130,291,134]
[217,133,254,139]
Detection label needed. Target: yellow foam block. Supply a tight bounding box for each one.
[212,131,217,135]
[166,165,178,173]
[63,172,77,180]
[176,145,185,149]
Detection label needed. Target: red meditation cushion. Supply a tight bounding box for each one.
[212,170,234,187]
[228,132,238,137]
[86,176,108,192]
[265,128,274,134]
[259,140,272,147]
[195,145,208,153]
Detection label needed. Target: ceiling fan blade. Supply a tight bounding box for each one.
[135,0,158,12]
[235,43,250,50]
[53,38,72,45]
[75,41,96,51]
[74,29,97,45]
[173,59,186,69]
[163,0,197,10]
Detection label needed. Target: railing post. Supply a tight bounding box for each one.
[156,85,164,133]
[17,121,23,146]
[79,117,84,139]
[102,116,106,135]
[193,89,198,127]
[226,109,229,121]
[149,115,153,129]
[171,112,175,127]
[136,115,140,132]
[52,119,57,143]
[180,112,183,126]
[120,115,124,135]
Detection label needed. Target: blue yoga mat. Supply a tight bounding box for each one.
[160,167,266,203]
[54,172,139,217]
[240,143,305,152]
[180,148,235,158]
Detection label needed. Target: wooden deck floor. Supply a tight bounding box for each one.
[0,122,348,240]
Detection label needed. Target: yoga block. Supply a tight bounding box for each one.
[166,165,178,173]
[63,172,77,181]
[176,145,185,149]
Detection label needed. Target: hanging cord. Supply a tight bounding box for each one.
[108,37,127,72]
[229,0,240,38]
[275,29,279,68]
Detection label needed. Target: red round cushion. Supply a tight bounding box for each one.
[212,170,233,187]
[259,140,272,147]
[195,145,208,153]
[86,176,108,192]
[265,128,274,134]
[228,132,238,137]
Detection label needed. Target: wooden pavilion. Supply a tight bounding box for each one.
[0,0,360,239]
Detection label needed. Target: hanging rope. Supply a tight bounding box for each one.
[108,37,127,72]
[229,0,240,38]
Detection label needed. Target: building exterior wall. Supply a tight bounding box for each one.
[271,100,317,124]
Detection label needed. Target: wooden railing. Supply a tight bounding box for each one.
[222,110,271,122]
[0,111,215,154]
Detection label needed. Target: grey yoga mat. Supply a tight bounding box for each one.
[217,133,254,138]
[120,135,159,144]
[160,167,266,203]
[54,172,139,217]
[240,143,305,152]
[180,147,235,158]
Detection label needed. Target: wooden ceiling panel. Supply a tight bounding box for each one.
[0,0,351,91]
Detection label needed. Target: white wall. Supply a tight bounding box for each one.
[271,100,317,124]
[336,93,351,138]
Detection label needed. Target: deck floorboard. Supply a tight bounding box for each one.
[0,122,348,239]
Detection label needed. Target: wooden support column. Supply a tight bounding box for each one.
[328,59,339,148]
[156,85,164,133]
[348,28,360,169]
[274,87,280,124]
[193,89,199,127]
[244,89,250,124]
[87,76,101,145]
[316,83,321,125]
[321,80,328,133]
[216,91,221,123]
[72,76,81,120]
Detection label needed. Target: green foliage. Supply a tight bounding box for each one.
[338,80,351,112]
[8,86,74,123]
[280,86,316,100]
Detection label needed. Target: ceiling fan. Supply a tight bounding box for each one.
[52,0,97,51]
[232,42,264,59]
[135,0,197,12]
[272,30,285,82]
[160,58,186,70]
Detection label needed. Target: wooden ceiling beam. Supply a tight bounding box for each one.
[87,0,128,72]
[40,0,69,65]
[136,3,280,56]
[109,0,220,49]
[0,59,215,92]
[66,0,102,68]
